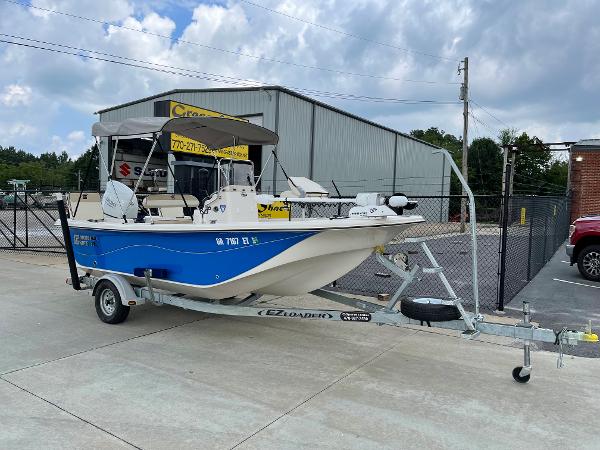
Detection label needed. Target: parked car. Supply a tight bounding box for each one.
[566,215,600,281]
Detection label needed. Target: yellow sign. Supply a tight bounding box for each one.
[520,207,526,225]
[257,202,291,220]
[168,101,249,159]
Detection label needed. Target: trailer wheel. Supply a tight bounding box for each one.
[400,298,461,322]
[95,280,130,324]
[512,366,530,383]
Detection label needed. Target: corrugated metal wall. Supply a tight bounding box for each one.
[271,92,312,185]
[99,88,450,221]
[274,91,450,220]
[311,104,396,194]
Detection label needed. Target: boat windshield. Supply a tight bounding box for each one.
[219,160,254,188]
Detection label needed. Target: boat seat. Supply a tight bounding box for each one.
[142,194,199,219]
[68,192,103,220]
[145,216,193,224]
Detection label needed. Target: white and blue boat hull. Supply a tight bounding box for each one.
[68,217,421,299]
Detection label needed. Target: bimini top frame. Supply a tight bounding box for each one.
[91,116,279,148]
[89,116,279,220]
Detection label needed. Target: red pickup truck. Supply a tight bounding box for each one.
[567,215,600,281]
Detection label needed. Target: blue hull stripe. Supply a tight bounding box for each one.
[70,228,316,286]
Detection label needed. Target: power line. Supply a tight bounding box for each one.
[469,111,499,136]
[0,33,261,87]
[0,36,462,105]
[238,0,460,63]
[2,0,458,85]
[470,98,514,130]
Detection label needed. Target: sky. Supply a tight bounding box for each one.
[0,0,599,158]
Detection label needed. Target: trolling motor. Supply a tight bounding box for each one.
[386,192,418,215]
[349,193,418,217]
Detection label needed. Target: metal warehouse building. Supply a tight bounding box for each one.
[97,86,449,219]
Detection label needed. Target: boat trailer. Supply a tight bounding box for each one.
[67,237,598,384]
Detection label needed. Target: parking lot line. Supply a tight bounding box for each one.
[553,278,600,289]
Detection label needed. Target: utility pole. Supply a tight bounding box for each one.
[458,57,469,233]
[77,170,81,191]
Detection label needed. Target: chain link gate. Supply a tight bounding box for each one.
[0,189,65,253]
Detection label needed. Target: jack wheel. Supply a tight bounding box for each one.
[94,280,130,324]
[512,366,530,383]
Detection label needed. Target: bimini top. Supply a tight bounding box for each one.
[91,116,279,148]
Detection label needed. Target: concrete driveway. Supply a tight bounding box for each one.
[507,246,600,357]
[1,253,599,449]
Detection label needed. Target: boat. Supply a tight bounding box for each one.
[64,116,424,299]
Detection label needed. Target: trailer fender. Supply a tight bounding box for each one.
[92,274,144,306]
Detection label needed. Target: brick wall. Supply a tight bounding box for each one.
[570,147,600,221]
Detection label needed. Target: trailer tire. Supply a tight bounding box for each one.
[95,280,130,324]
[512,366,530,383]
[400,298,461,323]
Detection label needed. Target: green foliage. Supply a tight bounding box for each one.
[468,137,503,194]
[500,130,566,194]
[0,144,98,191]
[410,127,464,202]
[410,127,568,197]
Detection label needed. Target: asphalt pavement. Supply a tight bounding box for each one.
[1,252,599,449]
[506,246,600,357]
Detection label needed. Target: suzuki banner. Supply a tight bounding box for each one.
[113,154,168,182]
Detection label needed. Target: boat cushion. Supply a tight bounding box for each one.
[69,192,103,220]
[142,194,199,209]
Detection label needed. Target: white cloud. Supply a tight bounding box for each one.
[1,84,32,107]
[67,130,85,142]
[47,133,92,159]
[0,0,599,156]
[0,122,37,137]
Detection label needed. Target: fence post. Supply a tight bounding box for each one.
[543,214,548,263]
[497,160,512,311]
[12,184,17,248]
[526,199,534,281]
[25,191,29,248]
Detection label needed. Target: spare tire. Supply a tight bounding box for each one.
[400,297,461,322]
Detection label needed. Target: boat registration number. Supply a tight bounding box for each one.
[215,236,259,246]
[73,234,97,247]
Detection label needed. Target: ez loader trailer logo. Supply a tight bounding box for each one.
[257,309,334,319]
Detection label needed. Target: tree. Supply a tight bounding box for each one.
[71,147,100,191]
[410,127,463,193]
[0,144,98,191]
[468,138,503,194]
[497,130,560,194]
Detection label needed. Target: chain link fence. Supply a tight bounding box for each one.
[0,190,65,253]
[498,195,571,307]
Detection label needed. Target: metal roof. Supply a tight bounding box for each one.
[573,139,600,149]
[95,86,440,150]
